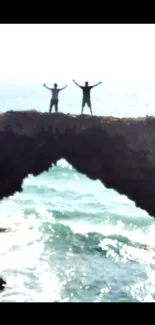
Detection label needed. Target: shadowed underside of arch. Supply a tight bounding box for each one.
[0,111,155,217]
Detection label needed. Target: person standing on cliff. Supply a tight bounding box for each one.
[43,83,68,113]
[72,80,102,115]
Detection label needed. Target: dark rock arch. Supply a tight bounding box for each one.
[0,111,155,217]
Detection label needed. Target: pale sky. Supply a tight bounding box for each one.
[0,24,155,84]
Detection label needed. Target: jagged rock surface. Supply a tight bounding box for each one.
[0,111,155,217]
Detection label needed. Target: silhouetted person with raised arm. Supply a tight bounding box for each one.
[0,277,6,290]
[73,80,102,115]
[43,83,67,113]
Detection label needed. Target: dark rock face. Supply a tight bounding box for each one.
[0,111,155,217]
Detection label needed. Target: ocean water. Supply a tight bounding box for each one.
[0,80,155,302]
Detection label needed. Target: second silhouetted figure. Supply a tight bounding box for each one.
[73,80,102,115]
[43,83,67,113]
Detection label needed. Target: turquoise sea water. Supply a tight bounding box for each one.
[0,81,155,302]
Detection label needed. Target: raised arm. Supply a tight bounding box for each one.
[91,82,102,88]
[59,85,68,91]
[72,79,83,88]
[43,83,52,90]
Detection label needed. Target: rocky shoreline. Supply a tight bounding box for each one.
[1,110,155,291]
